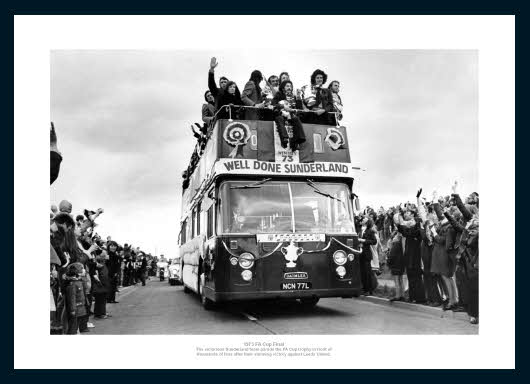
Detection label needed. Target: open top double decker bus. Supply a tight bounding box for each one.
[178,106,362,309]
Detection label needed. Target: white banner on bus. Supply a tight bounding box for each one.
[273,122,299,163]
[257,233,326,243]
[214,159,355,178]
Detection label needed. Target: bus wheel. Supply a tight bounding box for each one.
[199,273,215,310]
[299,297,320,308]
[183,285,192,294]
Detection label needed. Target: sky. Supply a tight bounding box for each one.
[50,50,478,258]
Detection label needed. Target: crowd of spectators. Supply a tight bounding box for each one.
[50,123,167,334]
[354,184,479,324]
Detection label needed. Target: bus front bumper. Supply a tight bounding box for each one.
[204,287,362,303]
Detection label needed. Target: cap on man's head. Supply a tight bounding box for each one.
[59,200,72,213]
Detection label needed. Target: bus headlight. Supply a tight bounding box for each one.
[241,270,253,281]
[336,266,346,277]
[238,253,255,269]
[333,250,347,265]
[230,257,238,266]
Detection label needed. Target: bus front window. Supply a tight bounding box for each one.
[220,182,292,234]
[291,182,355,233]
[220,181,355,234]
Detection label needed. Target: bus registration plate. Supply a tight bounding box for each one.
[281,282,312,290]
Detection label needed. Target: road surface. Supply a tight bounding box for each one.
[90,279,478,335]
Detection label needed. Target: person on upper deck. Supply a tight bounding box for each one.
[267,75,280,97]
[279,72,290,84]
[202,90,216,126]
[302,69,336,125]
[272,80,306,151]
[208,57,229,110]
[217,81,243,120]
[241,70,266,120]
[328,80,343,121]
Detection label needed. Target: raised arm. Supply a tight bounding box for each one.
[451,181,473,221]
[416,188,427,222]
[208,58,220,98]
[430,225,445,245]
[443,208,465,233]
[90,208,104,222]
[190,124,201,139]
[431,191,444,221]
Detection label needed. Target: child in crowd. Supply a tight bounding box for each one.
[64,262,89,334]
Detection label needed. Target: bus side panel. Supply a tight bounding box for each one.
[212,236,260,294]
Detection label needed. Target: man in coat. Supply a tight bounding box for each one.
[241,70,266,120]
[202,90,216,126]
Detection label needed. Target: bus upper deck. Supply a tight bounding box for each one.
[180,106,359,220]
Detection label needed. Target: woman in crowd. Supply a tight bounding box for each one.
[106,241,121,304]
[430,193,458,311]
[375,208,386,246]
[396,209,426,304]
[384,209,396,246]
[241,70,266,120]
[92,254,111,319]
[419,218,443,307]
[387,227,406,301]
[358,217,378,295]
[216,81,243,120]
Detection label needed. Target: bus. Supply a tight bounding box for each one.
[178,106,362,309]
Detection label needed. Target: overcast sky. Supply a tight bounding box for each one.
[50,50,478,257]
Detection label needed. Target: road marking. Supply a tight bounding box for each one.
[241,312,258,321]
[239,311,277,334]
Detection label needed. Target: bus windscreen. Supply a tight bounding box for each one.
[219,181,355,234]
